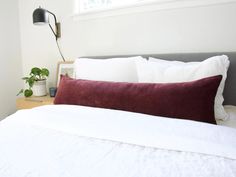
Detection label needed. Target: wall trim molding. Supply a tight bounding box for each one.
[73,0,236,21]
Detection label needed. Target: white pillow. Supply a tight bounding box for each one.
[217,105,236,128]
[136,55,230,120]
[74,56,144,82]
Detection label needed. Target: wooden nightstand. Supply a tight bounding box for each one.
[16,95,54,110]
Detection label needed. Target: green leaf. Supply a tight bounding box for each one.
[41,68,49,77]
[17,89,24,96]
[28,76,35,87]
[31,67,41,76]
[24,89,33,97]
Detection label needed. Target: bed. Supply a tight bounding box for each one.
[1,52,236,177]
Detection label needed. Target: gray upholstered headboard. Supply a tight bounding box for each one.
[83,52,236,105]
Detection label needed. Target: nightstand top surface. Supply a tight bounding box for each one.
[16,95,54,110]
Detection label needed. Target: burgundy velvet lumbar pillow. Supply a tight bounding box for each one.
[54,75,222,124]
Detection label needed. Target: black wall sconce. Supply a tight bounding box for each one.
[33,7,65,61]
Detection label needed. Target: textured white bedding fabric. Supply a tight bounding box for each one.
[0,105,236,177]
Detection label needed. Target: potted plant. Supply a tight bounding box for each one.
[18,67,50,97]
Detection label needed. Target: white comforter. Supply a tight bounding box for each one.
[0,105,236,177]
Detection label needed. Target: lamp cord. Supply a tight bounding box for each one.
[48,19,65,62]
[55,39,66,62]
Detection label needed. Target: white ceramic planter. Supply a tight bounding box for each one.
[32,80,47,97]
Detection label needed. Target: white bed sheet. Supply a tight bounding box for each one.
[0,105,236,177]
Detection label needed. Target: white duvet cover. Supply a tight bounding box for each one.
[0,105,236,177]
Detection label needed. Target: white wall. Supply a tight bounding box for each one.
[0,0,22,119]
[19,0,236,87]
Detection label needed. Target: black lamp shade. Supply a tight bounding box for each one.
[33,7,49,25]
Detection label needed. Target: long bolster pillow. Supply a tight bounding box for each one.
[54,75,222,124]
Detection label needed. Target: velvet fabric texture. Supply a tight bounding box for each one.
[54,75,222,124]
